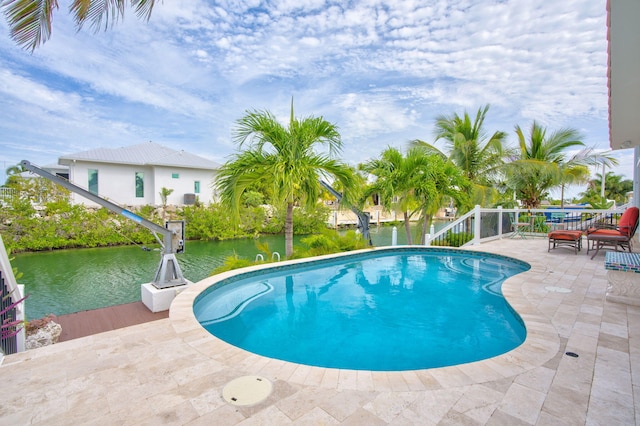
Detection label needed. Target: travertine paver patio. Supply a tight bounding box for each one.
[1,237,639,425]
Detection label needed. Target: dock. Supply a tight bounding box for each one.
[54,301,168,342]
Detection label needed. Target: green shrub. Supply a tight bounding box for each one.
[0,203,158,252]
[44,199,73,215]
[0,198,333,253]
[210,230,369,273]
[248,203,330,236]
[211,253,256,274]
[179,204,265,240]
[242,190,264,207]
[293,230,368,258]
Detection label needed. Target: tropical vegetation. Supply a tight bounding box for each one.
[211,230,368,274]
[579,171,633,207]
[1,0,158,51]
[360,146,470,245]
[0,183,329,253]
[505,121,614,208]
[0,103,628,256]
[412,104,509,207]
[215,100,356,258]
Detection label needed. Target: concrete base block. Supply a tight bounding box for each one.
[141,282,190,312]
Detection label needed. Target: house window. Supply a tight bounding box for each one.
[88,169,98,195]
[194,181,200,194]
[172,173,179,179]
[135,172,144,198]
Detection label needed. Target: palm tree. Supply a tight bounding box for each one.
[215,100,355,258]
[361,146,470,244]
[159,187,173,207]
[1,0,157,51]
[582,172,632,205]
[506,121,613,208]
[411,151,471,243]
[555,150,617,208]
[360,147,421,244]
[412,104,508,207]
[4,163,24,186]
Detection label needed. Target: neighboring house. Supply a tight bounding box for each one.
[58,141,219,207]
[40,163,69,180]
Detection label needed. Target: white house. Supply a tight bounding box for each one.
[58,142,219,207]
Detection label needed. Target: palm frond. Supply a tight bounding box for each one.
[131,0,154,20]
[82,0,156,30]
[2,0,158,50]
[71,0,125,32]
[1,0,58,51]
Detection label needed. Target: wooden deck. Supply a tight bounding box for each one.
[54,302,169,342]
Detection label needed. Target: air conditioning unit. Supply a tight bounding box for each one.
[184,193,196,205]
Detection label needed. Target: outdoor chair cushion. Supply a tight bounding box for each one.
[548,230,583,254]
[548,230,583,240]
[618,207,640,235]
[586,207,639,259]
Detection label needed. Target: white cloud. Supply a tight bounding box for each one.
[0,69,84,114]
[0,0,630,188]
[335,92,421,139]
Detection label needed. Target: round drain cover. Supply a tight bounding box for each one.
[222,376,273,406]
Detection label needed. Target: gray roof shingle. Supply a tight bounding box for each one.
[58,142,219,170]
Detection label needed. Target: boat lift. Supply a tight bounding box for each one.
[319,179,372,246]
[20,160,187,289]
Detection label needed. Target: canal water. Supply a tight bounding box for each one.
[12,223,445,319]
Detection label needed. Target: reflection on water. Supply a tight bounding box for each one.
[196,249,528,371]
[12,222,445,318]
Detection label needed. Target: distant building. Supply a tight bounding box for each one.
[25,163,70,180]
[58,142,219,207]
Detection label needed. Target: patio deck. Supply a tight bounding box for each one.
[56,302,169,342]
[1,238,639,425]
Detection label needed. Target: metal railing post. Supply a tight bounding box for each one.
[473,205,482,245]
[0,235,26,355]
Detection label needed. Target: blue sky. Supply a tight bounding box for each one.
[0,0,631,199]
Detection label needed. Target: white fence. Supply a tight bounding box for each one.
[0,235,26,358]
[0,187,17,202]
[424,206,628,247]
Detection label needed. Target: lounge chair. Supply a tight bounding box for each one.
[548,230,583,254]
[586,207,639,260]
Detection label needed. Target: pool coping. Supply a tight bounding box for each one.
[168,245,560,391]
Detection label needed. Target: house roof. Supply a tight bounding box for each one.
[58,142,219,170]
[16,163,68,179]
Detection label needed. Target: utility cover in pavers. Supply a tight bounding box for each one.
[222,376,273,406]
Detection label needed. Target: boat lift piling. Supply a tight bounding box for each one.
[20,160,188,312]
[319,179,372,246]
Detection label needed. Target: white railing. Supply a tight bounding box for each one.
[0,187,17,202]
[0,235,26,358]
[424,205,628,247]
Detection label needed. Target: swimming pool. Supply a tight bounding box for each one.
[193,247,530,371]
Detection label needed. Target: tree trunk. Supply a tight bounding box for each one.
[285,202,294,258]
[404,211,413,245]
[421,212,428,245]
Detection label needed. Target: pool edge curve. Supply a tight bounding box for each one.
[168,245,561,391]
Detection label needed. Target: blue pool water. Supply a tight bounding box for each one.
[194,248,530,371]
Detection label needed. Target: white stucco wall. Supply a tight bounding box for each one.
[152,166,217,206]
[67,161,216,207]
